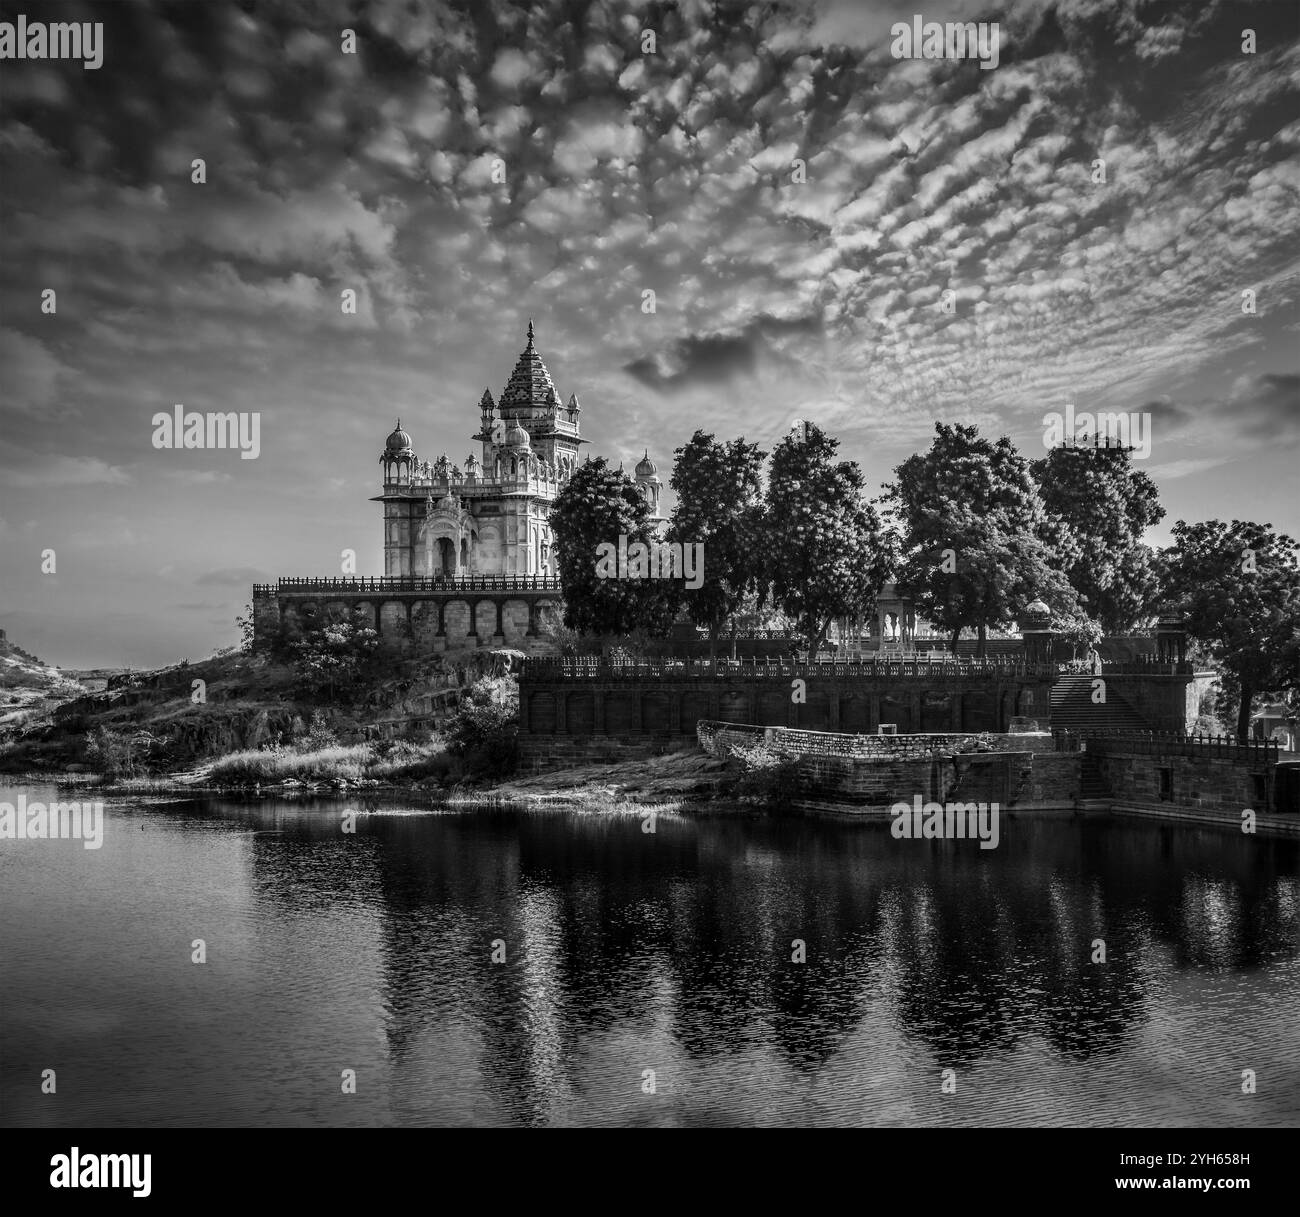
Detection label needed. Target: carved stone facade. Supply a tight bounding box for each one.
[373,320,664,578]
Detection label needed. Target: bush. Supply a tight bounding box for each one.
[727,740,803,807]
[296,709,338,752]
[84,725,158,778]
[443,676,518,776]
[285,622,382,702]
[1191,714,1226,737]
[367,735,456,783]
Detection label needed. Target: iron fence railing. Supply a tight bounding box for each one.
[524,655,1056,680]
[1053,728,1279,763]
[254,575,562,594]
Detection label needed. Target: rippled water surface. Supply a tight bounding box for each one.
[2,784,1298,1127]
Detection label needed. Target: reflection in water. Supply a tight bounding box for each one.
[2,787,1298,1127]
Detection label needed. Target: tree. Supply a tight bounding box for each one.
[549,457,675,636]
[1161,519,1300,741]
[665,431,767,657]
[235,602,255,653]
[1030,445,1164,631]
[886,423,1079,656]
[764,422,894,652]
[288,621,381,702]
[1055,610,1103,660]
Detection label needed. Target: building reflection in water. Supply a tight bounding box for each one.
[237,801,1300,1124]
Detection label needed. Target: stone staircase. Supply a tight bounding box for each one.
[1050,674,1150,732]
[1078,751,1109,799]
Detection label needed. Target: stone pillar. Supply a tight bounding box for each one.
[494,599,504,637]
[467,598,478,636]
[436,600,446,637]
[526,601,538,636]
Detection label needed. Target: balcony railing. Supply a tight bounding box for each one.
[1053,728,1280,763]
[256,575,562,594]
[1057,658,1193,675]
[523,655,1056,680]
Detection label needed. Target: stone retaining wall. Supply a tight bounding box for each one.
[1097,749,1275,812]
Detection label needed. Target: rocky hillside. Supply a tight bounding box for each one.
[0,632,86,735]
[0,642,522,775]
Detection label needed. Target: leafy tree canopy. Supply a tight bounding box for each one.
[887,423,1079,654]
[1030,445,1164,631]
[765,422,894,651]
[1161,519,1300,740]
[549,457,675,636]
[665,430,767,648]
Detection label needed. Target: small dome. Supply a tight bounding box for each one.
[1025,598,1051,618]
[386,419,412,451]
[505,420,531,449]
[635,449,658,478]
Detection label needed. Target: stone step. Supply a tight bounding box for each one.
[1050,675,1151,731]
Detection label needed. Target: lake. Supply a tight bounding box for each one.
[2,783,1298,1127]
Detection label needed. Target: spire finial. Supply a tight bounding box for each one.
[527,318,535,346]
[396,417,402,429]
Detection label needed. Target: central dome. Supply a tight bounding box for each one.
[505,420,531,449]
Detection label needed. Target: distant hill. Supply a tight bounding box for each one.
[0,630,86,733]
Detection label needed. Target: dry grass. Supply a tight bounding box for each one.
[208,744,371,785]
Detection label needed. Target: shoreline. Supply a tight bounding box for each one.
[4,766,1298,833]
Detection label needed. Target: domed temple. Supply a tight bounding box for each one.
[373,320,664,577]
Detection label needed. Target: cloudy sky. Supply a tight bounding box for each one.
[1,0,1297,668]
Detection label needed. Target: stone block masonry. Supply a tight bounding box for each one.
[251,576,562,656]
[1096,749,1276,813]
[519,657,1056,745]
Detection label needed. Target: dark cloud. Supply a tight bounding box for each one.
[624,315,823,393]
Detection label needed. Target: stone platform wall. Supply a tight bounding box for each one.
[252,579,562,656]
[519,665,1054,745]
[1097,749,1276,812]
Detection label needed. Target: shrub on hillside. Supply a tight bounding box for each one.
[367,736,456,783]
[443,676,518,776]
[727,739,803,807]
[285,622,382,702]
[84,725,153,778]
[296,709,338,752]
